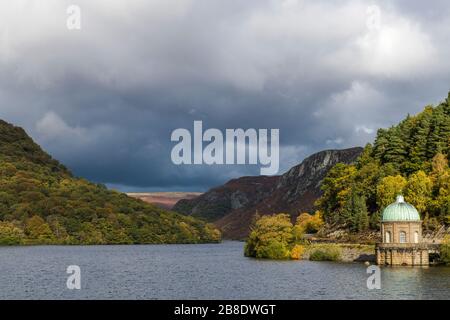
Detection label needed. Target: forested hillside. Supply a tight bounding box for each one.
[317,93,450,233]
[0,120,220,245]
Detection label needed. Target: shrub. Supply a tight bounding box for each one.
[309,245,342,261]
[245,214,294,260]
[290,244,304,260]
[0,222,25,245]
[256,240,290,259]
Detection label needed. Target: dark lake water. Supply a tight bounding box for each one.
[0,241,448,299]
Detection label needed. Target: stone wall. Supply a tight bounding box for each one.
[303,244,376,262]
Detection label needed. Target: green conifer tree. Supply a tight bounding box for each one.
[342,188,369,232]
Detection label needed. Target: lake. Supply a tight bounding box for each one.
[0,241,448,299]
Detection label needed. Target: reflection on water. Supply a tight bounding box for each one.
[0,241,448,299]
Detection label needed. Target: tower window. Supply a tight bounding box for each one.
[385,231,391,243]
[399,231,407,243]
[414,231,419,243]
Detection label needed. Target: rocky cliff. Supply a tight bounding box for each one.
[173,147,363,239]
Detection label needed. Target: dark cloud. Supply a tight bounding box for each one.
[1,0,449,191]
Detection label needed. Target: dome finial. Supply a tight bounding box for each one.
[396,195,405,203]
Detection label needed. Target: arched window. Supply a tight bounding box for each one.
[385,231,391,243]
[399,231,407,243]
[414,231,419,243]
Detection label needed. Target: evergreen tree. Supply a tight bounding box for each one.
[427,107,449,158]
[372,129,389,161]
[342,188,369,232]
[384,127,407,167]
[408,107,433,171]
[356,143,374,169]
[318,164,356,223]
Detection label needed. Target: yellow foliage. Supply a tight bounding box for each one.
[376,175,407,208]
[295,211,324,234]
[404,170,433,213]
[245,213,306,260]
[290,244,304,260]
[431,153,448,176]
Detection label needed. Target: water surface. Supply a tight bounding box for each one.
[0,241,448,299]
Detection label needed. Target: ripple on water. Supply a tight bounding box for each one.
[0,241,448,299]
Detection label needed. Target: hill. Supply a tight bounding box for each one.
[173,147,363,238]
[0,119,220,245]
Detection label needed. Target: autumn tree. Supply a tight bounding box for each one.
[318,163,356,223]
[295,211,324,234]
[404,170,432,214]
[245,213,309,260]
[25,215,55,243]
[376,175,407,209]
[0,221,24,245]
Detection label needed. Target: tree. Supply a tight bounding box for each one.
[295,211,324,234]
[431,153,449,194]
[356,143,374,169]
[373,129,389,161]
[404,170,432,214]
[318,164,356,223]
[440,235,450,265]
[354,161,380,212]
[384,127,407,166]
[427,107,450,158]
[244,214,302,260]
[431,153,449,177]
[25,215,55,243]
[315,93,450,234]
[408,107,432,170]
[342,188,369,232]
[47,215,70,243]
[369,210,382,230]
[77,222,105,244]
[376,175,407,209]
[255,240,290,260]
[0,222,24,245]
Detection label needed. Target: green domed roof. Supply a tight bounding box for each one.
[382,195,421,222]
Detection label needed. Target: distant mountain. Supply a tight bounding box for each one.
[0,119,220,245]
[127,192,202,210]
[173,147,363,239]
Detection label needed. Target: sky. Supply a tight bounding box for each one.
[0,0,450,191]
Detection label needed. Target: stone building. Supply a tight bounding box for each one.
[376,195,429,266]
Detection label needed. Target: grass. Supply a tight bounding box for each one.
[307,244,342,261]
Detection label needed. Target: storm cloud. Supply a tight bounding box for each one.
[1,0,449,191]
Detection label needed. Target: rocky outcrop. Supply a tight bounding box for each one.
[173,147,363,239]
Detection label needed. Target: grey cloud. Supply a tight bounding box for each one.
[0,0,449,191]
